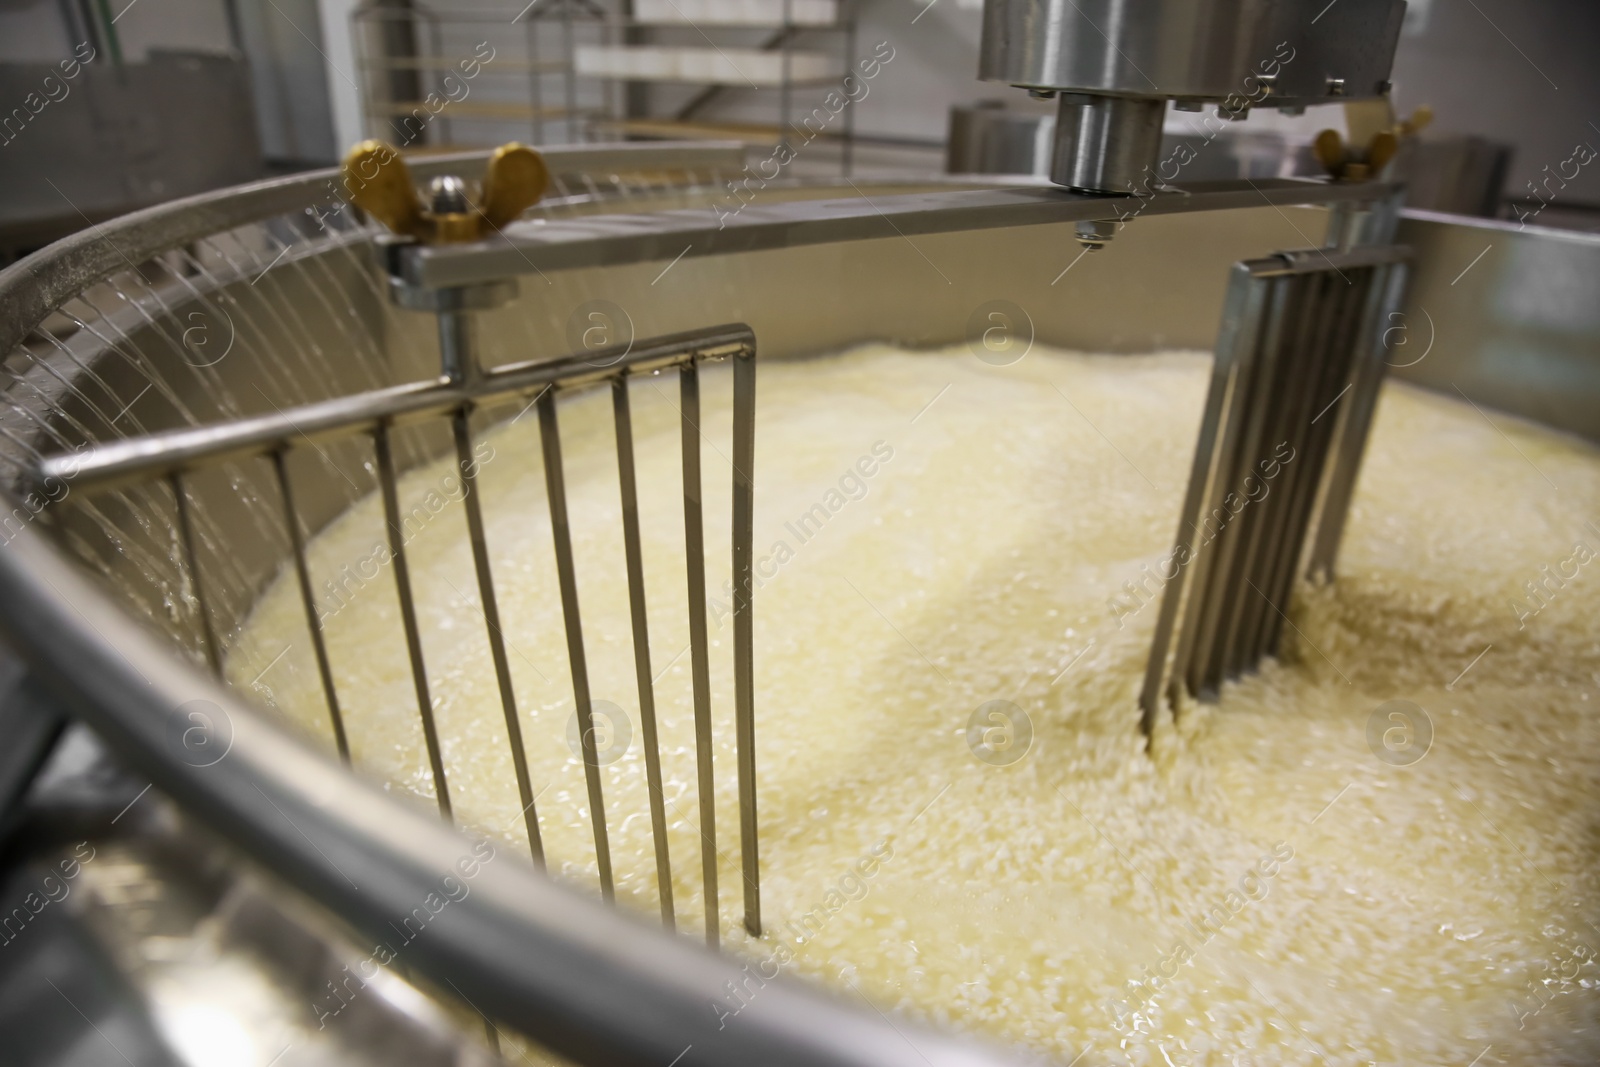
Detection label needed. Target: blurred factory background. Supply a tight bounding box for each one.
[1,0,1597,262]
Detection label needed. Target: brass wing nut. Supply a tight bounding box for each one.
[340,140,550,243]
[1313,105,1432,182]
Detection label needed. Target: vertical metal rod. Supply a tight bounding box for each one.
[1244,272,1354,660]
[537,389,614,901]
[453,406,545,866]
[1306,262,1405,579]
[611,375,676,929]
[679,359,721,948]
[731,346,760,938]
[1168,274,1271,704]
[169,470,223,675]
[1218,271,1330,678]
[374,423,453,820]
[1187,275,1294,697]
[1197,273,1306,690]
[438,310,479,386]
[271,448,351,764]
[1139,264,1263,729]
[1258,270,1375,656]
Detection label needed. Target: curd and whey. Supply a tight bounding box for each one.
[230,345,1600,1065]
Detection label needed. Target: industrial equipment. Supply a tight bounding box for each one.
[1,4,1597,1065]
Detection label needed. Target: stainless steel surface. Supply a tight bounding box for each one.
[0,51,263,258]
[1306,263,1407,576]
[538,384,618,903]
[0,516,1016,1067]
[35,326,750,493]
[1049,94,1166,194]
[456,402,542,858]
[978,0,1406,105]
[0,139,747,359]
[612,374,677,930]
[396,178,1402,288]
[1401,136,1514,217]
[947,112,1323,184]
[1139,244,1409,727]
[946,102,1056,177]
[1393,210,1600,443]
[170,469,223,675]
[375,420,454,821]
[977,0,1403,193]
[35,320,760,942]
[732,347,760,939]
[4,141,1600,1066]
[271,446,351,763]
[679,358,722,949]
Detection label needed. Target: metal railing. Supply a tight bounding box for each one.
[36,322,763,945]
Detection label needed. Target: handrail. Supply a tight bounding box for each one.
[36,325,755,494]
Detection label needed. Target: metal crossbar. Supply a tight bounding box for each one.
[34,323,761,943]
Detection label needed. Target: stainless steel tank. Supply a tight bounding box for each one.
[0,140,1597,1066]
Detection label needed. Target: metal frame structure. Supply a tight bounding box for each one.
[0,134,1418,1064]
[1138,243,1410,727]
[352,1,612,148]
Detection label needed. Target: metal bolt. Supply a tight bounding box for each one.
[1173,100,1204,112]
[1028,88,1057,100]
[428,175,471,214]
[1326,77,1347,96]
[1075,219,1116,251]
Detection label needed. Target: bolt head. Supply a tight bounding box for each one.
[428,175,471,214]
[1326,77,1347,96]
[1074,219,1116,249]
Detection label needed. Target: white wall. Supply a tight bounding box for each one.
[316,0,365,154]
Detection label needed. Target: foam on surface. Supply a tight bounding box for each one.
[230,345,1600,1065]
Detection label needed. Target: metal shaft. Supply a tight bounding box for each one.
[1049,94,1166,195]
[679,360,720,948]
[731,347,759,938]
[538,389,615,902]
[169,470,223,676]
[453,405,545,866]
[612,375,676,929]
[374,422,453,819]
[271,448,351,763]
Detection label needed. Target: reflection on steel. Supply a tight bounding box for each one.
[977,0,1404,193]
[1048,95,1167,194]
[374,421,454,821]
[0,140,747,359]
[34,322,761,951]
[1140,244,1410,731]
[612,375,677,930]
[0,514,1020,1067]
[38,327,756,493]
[946,102,1055,177]
[397,178,1402,288]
